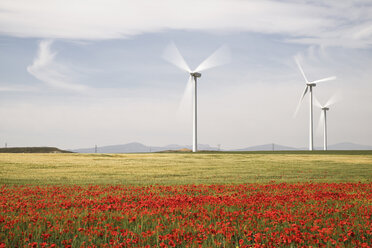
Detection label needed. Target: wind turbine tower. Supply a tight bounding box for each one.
[190,72,201,152]
[294,58,336,151]
[321,106,329,151]
[314,95,339,151]
[163,43,230,152]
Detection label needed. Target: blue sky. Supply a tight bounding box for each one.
[0,0,372,149]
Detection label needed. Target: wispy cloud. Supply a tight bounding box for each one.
[0,0,371,47]
[27,40,87,91]
[0,84,38,92]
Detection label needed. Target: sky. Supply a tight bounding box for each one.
[0,0,372,150]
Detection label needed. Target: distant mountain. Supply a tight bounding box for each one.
[162,144,218,151]
[71,142,218,153]
[71,142,372,153]
[298,142,372,151]
[328,142,372,150]
[234,143,297,151]
[73,142,150,153]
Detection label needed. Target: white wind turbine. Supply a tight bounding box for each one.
[294,58,336,151]
[163,42,230,152]
[314,95,339,151]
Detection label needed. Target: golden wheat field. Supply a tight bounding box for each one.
[0,151,371,185]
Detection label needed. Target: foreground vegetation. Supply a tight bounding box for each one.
[1,183,370,247]
[0,152,371,247]
[0,151,371,185]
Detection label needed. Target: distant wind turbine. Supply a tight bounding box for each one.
[314,95,340,151]
[293,58,336,151]
[163,42,230,152]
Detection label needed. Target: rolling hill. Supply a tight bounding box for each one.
[0,147,72,153]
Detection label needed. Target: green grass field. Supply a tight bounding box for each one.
[0,151,371,185]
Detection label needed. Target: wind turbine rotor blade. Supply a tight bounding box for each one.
[195,45,231,72]
[314,96,322,108]
[325,93,342,107]
[293,86,308,117]
[163,42,191,72]
[312,76,336,84]
[317,111,324,135]
[295,57,309,83]
[300,85,309,102]
[177,76,193,118]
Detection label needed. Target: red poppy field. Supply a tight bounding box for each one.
[0,183,371,247]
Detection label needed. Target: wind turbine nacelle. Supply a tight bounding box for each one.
[307,83,316,87]
[322,107,329,111]
[190,72,202,78]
